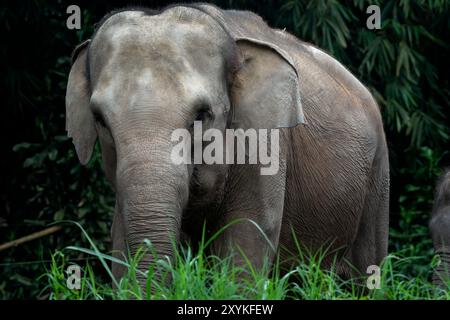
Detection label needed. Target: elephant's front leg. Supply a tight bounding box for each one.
[214,159,287,272]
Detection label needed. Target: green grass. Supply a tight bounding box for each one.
[41,222,450,300]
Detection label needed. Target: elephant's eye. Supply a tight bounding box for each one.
[195,110,209,122]
[194,106,213,123]
[93,112,106,127]
[190,104,213,129]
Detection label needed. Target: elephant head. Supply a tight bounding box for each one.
[429,169,450,287]
[65,4,304,285]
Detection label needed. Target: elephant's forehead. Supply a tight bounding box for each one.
[88,9,227,88]
[91,9,227,62]
[87,9,229,119]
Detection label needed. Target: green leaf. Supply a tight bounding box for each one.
[54,210,65,222]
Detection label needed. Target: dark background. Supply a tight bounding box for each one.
[1,0,449,298]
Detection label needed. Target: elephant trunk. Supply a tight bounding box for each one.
[432,247,450,287]
[116,137,189,288]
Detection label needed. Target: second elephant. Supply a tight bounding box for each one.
[430,169,450,286]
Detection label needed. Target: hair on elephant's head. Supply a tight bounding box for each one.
[65,4,305,283]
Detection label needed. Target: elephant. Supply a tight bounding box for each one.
[429,169,450,286]
[65,3,390,286]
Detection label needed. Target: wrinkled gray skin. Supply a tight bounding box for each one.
[66,4,389,287]
[429,170,450,286]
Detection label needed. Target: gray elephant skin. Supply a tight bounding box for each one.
[65,3,390,285]
[430,169,450,286]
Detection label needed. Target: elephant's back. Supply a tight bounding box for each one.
[274,29,384,137]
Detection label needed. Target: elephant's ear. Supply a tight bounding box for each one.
[231,40,304,129]
[194,5,305,129]
[66,39,97,165]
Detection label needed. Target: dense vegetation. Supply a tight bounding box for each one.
[44,224,450,299]
[1,0,449,299]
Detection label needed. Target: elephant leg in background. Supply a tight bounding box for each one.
[430,210,450,286]
[429,170,450,287]
[212,158,287,272]
[433,246,450,286]
[345,149,390,278]
[111,203,128,283]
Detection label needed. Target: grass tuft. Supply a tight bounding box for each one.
[42,222,450,300]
